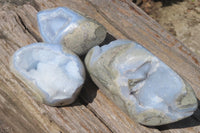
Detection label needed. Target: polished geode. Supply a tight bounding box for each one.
[85,40,198,126]
[37,7,106,55]
[10,43,85,106]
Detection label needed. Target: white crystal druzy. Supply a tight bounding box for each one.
[11,43,85,106]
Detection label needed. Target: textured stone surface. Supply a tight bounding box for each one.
[85,40,198,126]
[10,43,85,106]
[37,7,106,55]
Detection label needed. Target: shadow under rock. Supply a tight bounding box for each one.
[78,33,116,106]
[79,72,99,105]
[99,32,116,47]
[155,99,200,130]
[153,0,184,7]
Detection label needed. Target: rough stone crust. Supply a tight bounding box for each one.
[62,18,106,55]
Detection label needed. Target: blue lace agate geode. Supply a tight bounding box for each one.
[10,43,85,106]
[37,7,106,55]
[85,40,198,126]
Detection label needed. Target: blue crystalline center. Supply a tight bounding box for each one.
[37,7,84,43]
[13,43,84,103]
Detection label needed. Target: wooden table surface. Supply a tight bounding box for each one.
[0,0,199,132]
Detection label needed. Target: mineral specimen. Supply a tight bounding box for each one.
[37,7,106,55]
[10,43,85,106]
[85,39,198,126]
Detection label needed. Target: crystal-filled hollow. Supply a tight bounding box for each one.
[85,39,198,126]
[10,43,85,106]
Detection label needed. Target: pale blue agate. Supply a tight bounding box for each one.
[11,43,85,106]
[37,7,84,44]
[85,40,198,126]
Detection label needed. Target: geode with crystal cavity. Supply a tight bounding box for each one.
[37,7,106,55]
[85,40,198,126]
[10,43,85,106]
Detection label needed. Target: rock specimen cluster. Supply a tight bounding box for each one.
[10,7,198,126]
[85,40,198,126]
[10,7,106,106]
